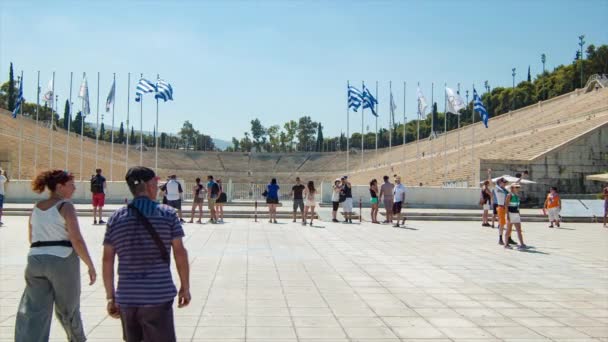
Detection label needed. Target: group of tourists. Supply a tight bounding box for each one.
[15,167,191,342]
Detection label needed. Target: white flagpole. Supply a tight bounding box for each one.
[472,84,476,185]
[80,72,86,181]
[96,72,100,170]
[361,81,365,169]
[110,73,116,181]
[126,72,130,172]
[457,83,461,171]
[389,81,392,152]
[66,72,73,170]
[155,74,159,172]
[416,82,420,184]
[374,81,378,159]
[34,70,40,172]
[403,81,406,163]
[346,81,350,174]
[443,83,448,186]
[139,73,144,165]
[18,71,23,179]
[49,73,55,169]
[430,82,434,180]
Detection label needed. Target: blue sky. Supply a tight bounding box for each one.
[2,0,607,142]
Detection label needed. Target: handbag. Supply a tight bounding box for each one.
[128,204,170,264]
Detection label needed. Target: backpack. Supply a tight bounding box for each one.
[211,182,220,196]
[90,175,103,193]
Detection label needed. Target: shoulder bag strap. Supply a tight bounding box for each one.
[127,204,170,264]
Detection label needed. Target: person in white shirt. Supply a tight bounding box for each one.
[161,175,184,223]
[392,176,406,228]
[0,168,8,226]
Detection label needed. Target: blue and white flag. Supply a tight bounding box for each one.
[135,78,156,102]
[155,79,173,102]
[362,85,378,117]
[12,79,23,118]
[416,87,428,117]
[79,76,91,116]
[347,85,362,112]
[473,88,489,128]
[105,79,115,112]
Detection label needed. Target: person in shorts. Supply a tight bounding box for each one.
[341,176,353,223]
[0,168,8,226]
[90,168,107,224]
[544,186,561,228]
[481,179,492,227]
[266,178,280,223]
[291,177,305,223]
[379,175,394,224]
[504,183,527,250]
[161,175,185,223]
[369,179,379,223]
[189,178,205,223]
[392,176,406,228]
[207,175,219,223]
[214,179,226,223]
[493,177,512,245]
[331,179,341,223]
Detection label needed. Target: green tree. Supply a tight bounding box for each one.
[267,125,280,152]
[231,137,240,151]
[316,123,324,152]
[296,116,317,151]
[283,120,297,151]
[99,122,105,140]
[63,100,70,130]
[7,63,15,111]
[118,122,125,144]
[240,132,253,152]
[160,132,167,148]
[250,118,266,151]
[73,111,83,135]
[130,126,136,145]
[179,120,199,149]
[527,66,531,82]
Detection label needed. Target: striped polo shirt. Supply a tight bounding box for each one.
[104,196,184,307]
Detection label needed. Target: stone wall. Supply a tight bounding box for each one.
[480,123,608,206]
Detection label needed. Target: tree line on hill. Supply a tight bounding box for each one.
[1,42,606,153]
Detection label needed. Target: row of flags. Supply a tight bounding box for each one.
[13,74,174,119]
[347,84,378,116]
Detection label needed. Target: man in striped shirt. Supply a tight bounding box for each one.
[102,166,190,342]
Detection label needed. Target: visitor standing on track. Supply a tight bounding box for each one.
[291,177,305,223]
[341,176,353,224]
[392,176,406,228]
[504,183,528,250]
[215,179,226,223]
[207,175,219,223]
[0,168,8,227]
[379,175,394,224]
[102,166,190,342]
[15,170,96,342]
[544,187,562,228]
[266,178,280,223]
[493,177,511,245]
[189,177,205,223]
[303,181,317,226]
[603,184,608,228]
[481,179,492,227]
[90,168,107,225]
[331,178,341,223]
[161,175,185,223]
[369,179,380,224]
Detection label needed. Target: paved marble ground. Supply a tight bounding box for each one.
[1,216,607,342]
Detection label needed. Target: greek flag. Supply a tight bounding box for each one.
[348,85,362,112]
[12,79,23,118]
[362,85,378,117]
[473,88,489,128]
[155,79,173,102]
[105,79,115,112]
[417,87,428,117]
[135,78,156,102]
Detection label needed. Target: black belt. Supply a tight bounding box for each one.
[30,240,73,248]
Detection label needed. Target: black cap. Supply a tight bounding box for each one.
[125,166,156,186]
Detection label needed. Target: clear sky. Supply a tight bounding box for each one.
[2,0,607,143]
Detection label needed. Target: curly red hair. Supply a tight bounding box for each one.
[32,170,74,193]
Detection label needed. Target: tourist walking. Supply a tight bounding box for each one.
[103,167,190,342]
[90,168,107,224]
[341,176,353,223]
[331,178,341,223]
[604,184,608,228]
[215,179,226,223]
[379,175,394,224]
[291,177,305,223]
[207,175,219,223]
[504,183,528,250]
[266,178,280,223]
[369,179,380,223]
[303,181,317,226]
[392,176,406,228]
[189,178,205,223]
[481,180,492,227]
[161,175,185,223]
[0,168,7,227]
[544,186,562,228]
[15,170,97,342]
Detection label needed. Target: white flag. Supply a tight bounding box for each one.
[389,91,397,126]
[79,76,90,116]
[416,87,428,117]
[445,87,465,114]
[42,78,54,107]
[106,79,115,112]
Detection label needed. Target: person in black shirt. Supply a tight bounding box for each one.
[291,177,305,223]
[91,168,107,224]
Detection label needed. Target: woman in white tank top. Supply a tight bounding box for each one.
[15,170,96,342]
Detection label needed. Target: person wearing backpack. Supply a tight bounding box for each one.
[207,175,219,223]
[90,168,107,224]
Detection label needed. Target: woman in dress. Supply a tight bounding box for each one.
[15,170,97,342]
[303,181,317,226]
[369,179,379,224]
[266,178,280,223]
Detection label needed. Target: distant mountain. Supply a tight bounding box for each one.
[213,138,231,151]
